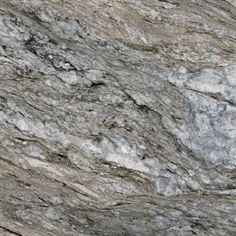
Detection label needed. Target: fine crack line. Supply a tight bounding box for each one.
[0,225,23,236]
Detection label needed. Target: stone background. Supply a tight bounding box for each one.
[0,0,236,235]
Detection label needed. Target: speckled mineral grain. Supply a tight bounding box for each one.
[0,0,236,235]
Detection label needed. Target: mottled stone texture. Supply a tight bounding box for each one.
[0,0,236,235]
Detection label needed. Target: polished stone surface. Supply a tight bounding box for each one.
[0,0,236,235]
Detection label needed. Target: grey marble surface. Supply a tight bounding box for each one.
[0,0,236,235]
